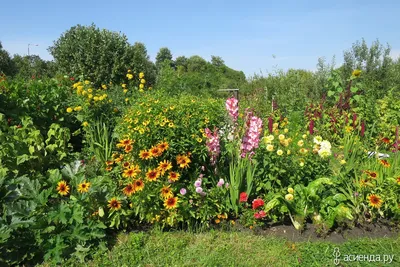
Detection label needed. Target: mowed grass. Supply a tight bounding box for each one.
[40,230,400,267]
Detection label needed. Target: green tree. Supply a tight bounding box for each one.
[0,41,16,76]
[155,47,174,70]
[12,55,55,79]
[49,24,133,86]
[128,42,156,85]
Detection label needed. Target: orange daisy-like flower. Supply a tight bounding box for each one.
[134,179,145,192]
[117,139,132,148]
[139,150,152,160]
[380,160,390,168]
[77,181,91,193]
[359,179,368,187]
[176,154,191,169]
[56,180,70,196]
[382,137,390,144]
[105,160,114,166]
[123,165,141,179]
[124,144,133,153]
[164,197,178,209]
[122,161,130,169]
[158,160,172,175]
[115,155,124,163]
[168,171,180,182]
[396,176,400,185]
[106,166,113,172]
[160,185,174,199]
[368,171,378,179]
[368,194,383,209]
[146,169,160,181]
[108,197,122,210]
[150,146,162,157]
[157,141,169,152]
[123,183,135,196]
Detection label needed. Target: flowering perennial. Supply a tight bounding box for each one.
[205,127,221,165]
[225,97,239,122]
[241,113,263,158]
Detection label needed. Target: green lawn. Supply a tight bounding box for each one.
[40,230,400,267]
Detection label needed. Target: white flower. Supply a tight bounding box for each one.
[313,136,323,145]
[318,148,332,158]
[320,140,331,150]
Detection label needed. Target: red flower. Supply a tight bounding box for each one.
[239,192,248,203]
[259,210,266,218]
[252,198,264,210]
[254,210,267,219]
[382,137,390,144]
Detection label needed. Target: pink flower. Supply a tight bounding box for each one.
[205,127,221,165]
[194,179,202,187]
[195,187,203,193]
[180,188,187,195]
[225,97,239,122]
[240,114,263,158]
[217,178,225,187]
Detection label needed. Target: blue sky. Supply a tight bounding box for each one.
[1,0,399,77]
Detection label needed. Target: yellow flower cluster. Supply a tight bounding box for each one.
[66,106,82,113]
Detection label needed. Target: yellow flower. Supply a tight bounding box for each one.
[345,126,353,133]
[82,121,89,127]
[66,107,73,113]
[93,96,99,101]
[266,145,274,152]
[288,188,294,194]
[284,128,289,133]
[285,194,294,201]
[278,134,285,141]
[302,134,307,139]
[139,84,144,89]
[352,69,361,77]
[102,84,107,90]
[140,79,146,84]
[139,72,145,79]
[297,140,304,147]
[74,106,82,111]
[77,181,91,193]
[273,123,279,129]
[88,88,93,93]
[125,98,129,102]
[340,159,346,165]
[84,80,90,85]
[122,83,127,88]
[88,94,93,99]
[126,73,133,80]
[82,90,87,96]
[287,150,291,155]
[197,137,202,143]
[277,149,283,156]
[123,89,128,94]
[56,180,70,196]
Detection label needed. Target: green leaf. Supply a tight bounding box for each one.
[327,90,335,97]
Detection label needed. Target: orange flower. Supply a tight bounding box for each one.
[146,169,160,181]
[157,141,169,152]
[139,150,152,160]
[105,160,114,166]
[368,194,383,209]
[150,146,162,157]
[380,160,390,168]
[164,197,178,209]
[124,144,133,153]
[368,171,378,179]
[117,139,132,148]
[123,183,135,196]
[168,171,180,182]
[160,185,174,199]
[108,198,122,210]
[56,180,70,196]
[134,179,145,192]
[176,154,191,169]
[122,162,130,169]
[382,137,390,144]
[106,166,113,172]
[158,160,172,175]
[123,165,141,178]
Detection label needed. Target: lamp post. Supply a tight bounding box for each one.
[28,44,38,56]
